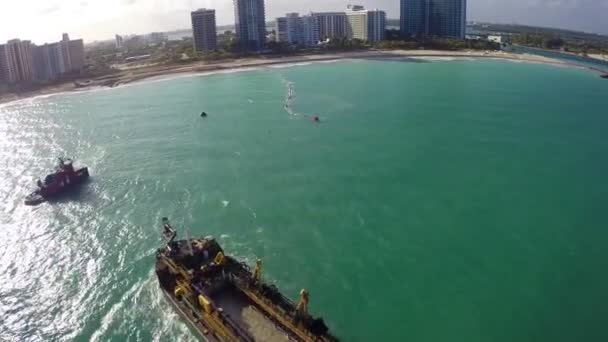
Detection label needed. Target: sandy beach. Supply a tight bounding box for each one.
[0,49,602,105]
[588,53,608,62]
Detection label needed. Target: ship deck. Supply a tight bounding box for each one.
[211,286,289,342]
[156,235,338,342]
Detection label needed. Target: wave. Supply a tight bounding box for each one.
[267,62,313,69]
[126,67,262,87]
[90,275,149,342]
[410,56,464,62]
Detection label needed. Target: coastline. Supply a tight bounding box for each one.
[0,50,600,105]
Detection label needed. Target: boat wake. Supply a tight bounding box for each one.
[281,73,298,117]
[280,73,320,121]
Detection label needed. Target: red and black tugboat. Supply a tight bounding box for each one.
[24,158,90,206]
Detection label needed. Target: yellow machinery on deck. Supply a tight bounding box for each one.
[155,218,339,342]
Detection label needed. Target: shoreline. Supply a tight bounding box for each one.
[0,50,603,105]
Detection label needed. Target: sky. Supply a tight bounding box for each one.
[0,0,607,44]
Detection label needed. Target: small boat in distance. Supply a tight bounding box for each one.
[155,218,339,342]
[24,158,89,206]
[201,111,208,117]
[601,74,608,79]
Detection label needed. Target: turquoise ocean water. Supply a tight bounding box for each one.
[1,59,607,342]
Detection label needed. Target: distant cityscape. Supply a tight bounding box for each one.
[0,0,468,88]
[1,0,604,92]
[187,1,467,53]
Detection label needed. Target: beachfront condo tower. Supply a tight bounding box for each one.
[4,39,34,83]
[312,12,348,41]
[312,12,346,40]
[346,5,387,42]
[191,9,218,52]
[275,13,320,47]
[233,0,266,51]
[400,0,466,39]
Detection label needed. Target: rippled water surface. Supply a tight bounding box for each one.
[1,59,608,342]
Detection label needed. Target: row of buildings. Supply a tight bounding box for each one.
[190,0,467,53]
[115,32,168,49]
[0,34,85,85]
[191,0,267,53]
[275,6,387,47]
[190,2,389,52]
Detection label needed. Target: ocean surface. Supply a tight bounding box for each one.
[1,59,607,342]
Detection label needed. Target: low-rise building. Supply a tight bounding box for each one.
[487,35,511,44]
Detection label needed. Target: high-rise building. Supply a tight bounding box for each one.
[367,10,386,42]
[301,15,320,46]
[400,0,466,39]
[146,32,167,46]
[115,34,124,49]
[428,0,466,38]
[275,17,289,43]
[68,39,85,73]
[346,8,367,41]
[313,12,347,41]
[275,13,319,47]
[48,42,64,76]
[191,9,218,52]
[2,33,84,84]
[233,0,266,50]
[346,6,386,42]
[0,44,18,84]
[32,44,55,81]
[0,45,6,83]
[285,13,304,45]
[49,42,67,75]
[400,0,427,36]
[59,34,72,74]
[6,39,34,82]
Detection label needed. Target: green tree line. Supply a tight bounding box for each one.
[513,32,608,55]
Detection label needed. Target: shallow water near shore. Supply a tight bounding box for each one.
[1,59,608,342]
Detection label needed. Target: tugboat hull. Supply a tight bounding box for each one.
[25,167,90,206]
[24,193,45,206]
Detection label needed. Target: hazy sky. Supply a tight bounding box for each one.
[1,0,607,44]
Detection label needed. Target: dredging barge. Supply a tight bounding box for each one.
[155,218,340,342]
